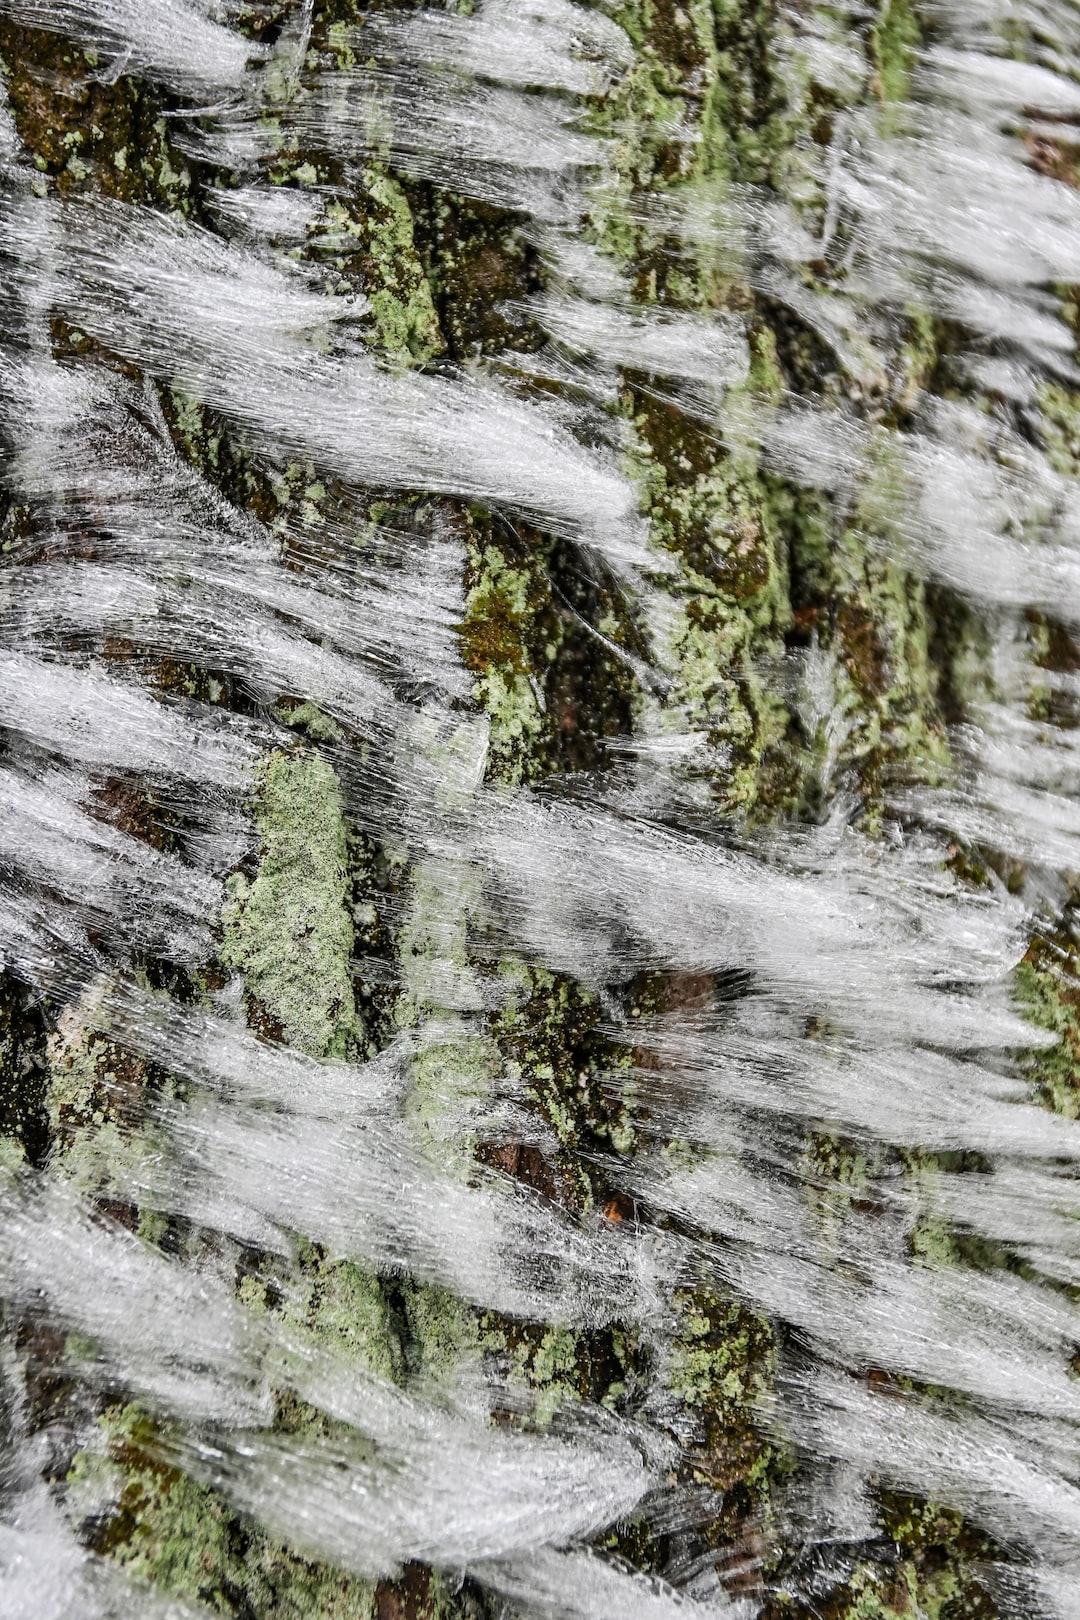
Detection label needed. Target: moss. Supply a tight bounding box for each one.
[397,1279,480,1392]
[624,396,792,812]
[489,961,637,1210]
[221,749,359,1059]
[780,438,950,821]
[763,1492,998,1619]
[240,1239,406,1386]
[159,386,274,517]
[801,1131,875,1260]
[1038,381,1080,481]
[42,990,164,1230]
[481,1315,640,1431]
[410,190,545,362]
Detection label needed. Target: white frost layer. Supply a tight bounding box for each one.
[0,0,1079,1614]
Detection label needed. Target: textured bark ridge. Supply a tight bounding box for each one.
[0,2,1078,1618]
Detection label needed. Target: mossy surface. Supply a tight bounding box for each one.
[307,170,444,366]
[1039,381,1080,481]
[488,961,636,1208]
[667,1281,775,1504]
[763,1492,997,1620]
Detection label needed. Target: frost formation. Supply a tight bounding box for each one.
[0,1,1078,1618]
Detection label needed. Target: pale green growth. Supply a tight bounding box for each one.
[0,1135,24,1175]
[894,307,938,415]
[801,1131,874,1264]
[480,1319,587,1430]
[622,421,792,812]
[871,0,921,104]
[1038,381,1080,480]
[358,167,443,365]
[1016,937,1080,1120]
[821,1555,974,1620]
[221,750,359,1059]
[459,539,548,785]
[668,1295,772,1418]
[43,987,165,1236]
[404,1022,500,1168]
[66,1404,378,1619]
[399,1279,481,1394]
[393,714,499,1170]
[240,1240,406,1385]
[281,701,345,745]
[395,856,485,1027]
[665,1282,776,1501]
[785,432,952,818]
[902,1151,1010,1276]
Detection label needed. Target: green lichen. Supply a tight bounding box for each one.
[221,749,359,1059]
[580,0,868,817]
[765,1494,998,1619]
[1038,381,1080,481]
[782,435,951,821]
[0,24,197,212]
[43,990,166,1234]
[667,1281,775,1506]
[361,169,443,364]
[159,386,272,519]
[492,961,637,1206]
[459,531,548,782]
[481,1315,640,1432]
[395,851,485,1029]
[870,0,922,105]
[397,1279,480,1393]
[308,174,443,366]
[0,5,1032,1618]
[625,400,792,811]
[66,1404,378,1619]
[409,191,546,362]
[801,1131,874,1262]
[457,511,640,786]
[241,1239,406,1386]
[1016,924,1080,1118]
[484,1321,583,1429]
